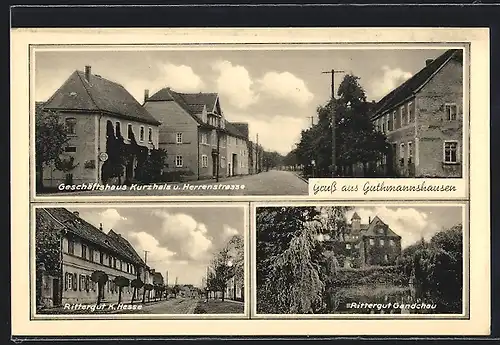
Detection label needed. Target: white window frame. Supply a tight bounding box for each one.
[390,239,395,246]
[445,103,458,121]
[65,117,77,135]
[369,238,375,246]
[201,133,208,145]
[379,239,385,246]
[400,106,405,127]
[443,140,459,164]
[175,155,183,168]
[392,111,397,129]
[201,155,208,168]
[399,143,405,159]
[176,132,183,144]
[408,101,414,123]
[127,123,133,140]
[139,125,145,142]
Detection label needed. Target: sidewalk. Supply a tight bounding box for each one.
[291,171,309,183]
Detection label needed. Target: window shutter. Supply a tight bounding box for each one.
[72,273,77,290]
[64,273,68,290]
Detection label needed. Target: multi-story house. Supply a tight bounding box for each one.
[36,207,152,308]
[143,87,249,180]
[370,49,463,177]
[327,212,402,268]
[38,66,161,187]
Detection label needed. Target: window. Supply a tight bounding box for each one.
[65,118,77,135]
[369,239,375,246]
[408,142,413,164]
[346,243,351,249]
[211,133,216,146]
[384,254,389,263]
[115,121,121,137]
[127,124,133,140]
[100,252,104,264]
[400,106,406,127]
[379,239,385,246]
[68,240,75,255]
[389,239,395,246]
[386,115,390,132]
[108,256,113,267]
[176,132,183,144]
[66,272,73,290]
[381,116,386,133]
[81,244,87,260]
[221,157,226,168]
[113,257,117,269]
[408,101,414,123]
[65,146,77,153]
[89,248,94,262]
[445,103,458,121]
[201,133,208,144]
[201,155,208,168]
[140,126,145,141]
[393,111,397,129]
[119,261,123,271]
[400,143,405,166]
[148,127,153,142]
[355,243,360,249]
[175,155,183,167]
[388,113,393,131]
[444,141,459,163]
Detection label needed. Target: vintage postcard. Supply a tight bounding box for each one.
[11,28,490,337]
[32,203,249,319]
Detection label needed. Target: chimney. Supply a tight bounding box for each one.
[84,65,91,81]
[99,223,103,231]
[369,216,371,223]
[425,59,433,66]
[73,211,80,218]
[144,89,149,103]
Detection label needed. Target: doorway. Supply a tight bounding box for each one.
[52,278,61,306]
[232,153,238,176]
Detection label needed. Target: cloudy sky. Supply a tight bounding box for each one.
[345,205,463,248]
[68,206,245,287]
[35,48,447,154]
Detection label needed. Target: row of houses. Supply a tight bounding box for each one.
[37,66,264,187]
[370,48,463,178]
[36,207,164,308]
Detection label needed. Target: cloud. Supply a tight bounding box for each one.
[368,66,413,101]
[151,210,213,262]
[346,207,440,248]
[212,60,258,109]
[228,112,309,155]
[160,63,205,92]
[223,225,239,238]
[258,71,314,107]
[127,231,175,263]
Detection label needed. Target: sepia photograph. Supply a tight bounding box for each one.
[33,47,464,197]
[255,204,465,316]
[33,205,246,316]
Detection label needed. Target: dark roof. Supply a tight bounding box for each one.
[176,92,218,114]
[351,212,361,220]
[43,70,161,125]
[231,122,249,139]
[224,121,247,139]
[107,230,146,266]
[372,49,463,119]
[362,216,401,238]
[40,208,144,265]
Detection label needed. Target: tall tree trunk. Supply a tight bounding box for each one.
[118,288,122,304]
[142,289,146,303]
[131,287,136,305]
[97,283,102,305]
[37,162,44,191]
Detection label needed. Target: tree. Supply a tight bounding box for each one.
[114,276,130,304]
[130,278,144,305]
[210,247,234,302]
[35,106,71,190]
[91,271,109,305]
[293,74,390,177]
[143,283,154,303]
[135,148,168,183]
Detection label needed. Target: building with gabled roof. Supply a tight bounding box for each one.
[371,49,463,177]
[144,87,250,179]
[326,213,402,268]
[38,66,161,188]
[35,207,153,308]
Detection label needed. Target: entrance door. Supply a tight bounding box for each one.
[232,154,237,176]
[228,163,232,177]
[52,278,61,306]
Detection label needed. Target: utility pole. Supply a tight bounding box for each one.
[321,69,345,177]
[216,118,220,182]
[256,134,260,173]
[308,116,314,127]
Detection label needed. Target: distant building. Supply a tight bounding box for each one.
[143,88,250,180]
[225,275,244,302]
[327,212,402,268]
[36,208,152,308]
[39,66,161,187]
[371,49,463,177]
